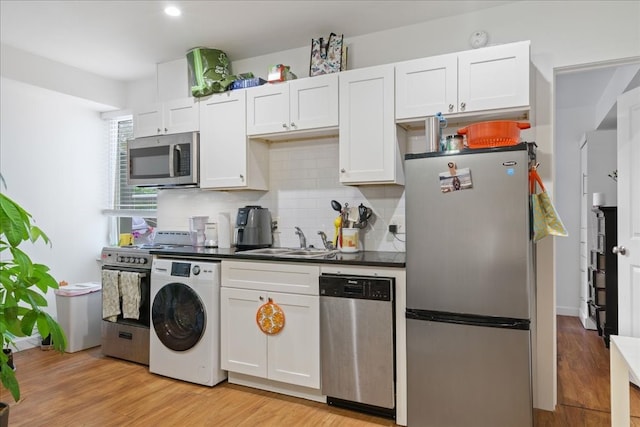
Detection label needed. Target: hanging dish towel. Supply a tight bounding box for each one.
[119,271,141,320]
[102,270,120,322]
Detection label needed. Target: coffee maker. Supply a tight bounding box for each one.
[235,206,273,249]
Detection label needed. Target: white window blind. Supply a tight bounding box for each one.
[108,117,157,214]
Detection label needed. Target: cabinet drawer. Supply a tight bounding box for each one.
[222,260,320,295]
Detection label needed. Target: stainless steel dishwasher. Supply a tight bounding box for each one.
[319,273,395,419]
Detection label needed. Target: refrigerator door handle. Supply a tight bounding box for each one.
[406,308,530,330]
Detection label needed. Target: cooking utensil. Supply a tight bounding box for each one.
[333,215,342,247]
[331,200,342,212]
[457,120,530,148]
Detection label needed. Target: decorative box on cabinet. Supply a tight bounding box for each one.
[246,74,338,139]
[199,90,268,190]
[395,40,530,121]
[587,206,618,347]
[133,97,199,138]
[339,64,407,185]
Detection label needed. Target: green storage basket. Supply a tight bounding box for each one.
[187,47,234,97]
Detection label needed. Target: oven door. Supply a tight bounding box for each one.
[101,265,151,327]
[127,132,199,187]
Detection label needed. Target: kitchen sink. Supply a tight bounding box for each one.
[240,247,338,258]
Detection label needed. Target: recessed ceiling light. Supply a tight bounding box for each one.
[164,6,181,17]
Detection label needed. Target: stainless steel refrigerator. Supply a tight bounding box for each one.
[405,144,535,427]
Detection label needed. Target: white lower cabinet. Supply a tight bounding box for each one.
[220,261,320,389]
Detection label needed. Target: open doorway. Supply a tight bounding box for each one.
[553,59,640,337]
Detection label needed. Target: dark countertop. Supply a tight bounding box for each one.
[149,246,406,268]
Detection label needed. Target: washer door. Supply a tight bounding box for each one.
[152,282,206,351]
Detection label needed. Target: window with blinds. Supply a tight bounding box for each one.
[109,117,157,212]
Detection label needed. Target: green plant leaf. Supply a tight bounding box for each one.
[21,310,37,336]
[0,193,30,247]
[0,359,20,401]
[36,312,50,341]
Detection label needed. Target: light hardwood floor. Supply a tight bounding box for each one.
[3,316,639,426]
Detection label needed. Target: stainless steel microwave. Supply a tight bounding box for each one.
[127,132,199,187]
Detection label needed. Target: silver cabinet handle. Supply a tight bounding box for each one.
[448,104,454,112]
[460,102,466,111]
[164,127,168,133]
[612,246,627,255]
[282,123,288,129]
[239,174,244,181]
[340,168,346,173]
[290,122,296,128]
[157,128,162,133]
[259,296,264,301]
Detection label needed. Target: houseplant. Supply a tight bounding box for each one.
[0,177,67,409]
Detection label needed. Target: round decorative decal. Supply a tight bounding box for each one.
[256,299,285,335]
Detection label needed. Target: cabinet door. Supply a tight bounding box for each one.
[290,74,339,131]
[458,41,530,113]
[163,97,199,134]
[200,91,249,188]
[395,53,458,119]
[133,103,163,138]
[247,83,290,135]
[267,292,320,389]
[220,287,267,378]
[339,64,401,184]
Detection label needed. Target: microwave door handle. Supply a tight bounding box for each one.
[169,144,182,177]
[168,144,175,177]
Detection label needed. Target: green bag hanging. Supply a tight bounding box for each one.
[530,168,568,242]
[187,48,235,97]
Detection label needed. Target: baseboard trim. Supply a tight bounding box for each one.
[556,306,579,317]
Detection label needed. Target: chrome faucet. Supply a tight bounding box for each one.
[317,231,335,250]
[294,226,307,249]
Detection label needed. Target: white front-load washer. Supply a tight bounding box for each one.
[150,258,227,386]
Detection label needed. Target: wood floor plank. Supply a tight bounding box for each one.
[2,315,639,426]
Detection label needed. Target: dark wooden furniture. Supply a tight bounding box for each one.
[588,206,618,348]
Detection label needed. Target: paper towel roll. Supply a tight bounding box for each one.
[593,192,605,207]
[217,212,232,248]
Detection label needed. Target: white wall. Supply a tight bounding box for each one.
[0,77,108,317]
[157,137,408,252]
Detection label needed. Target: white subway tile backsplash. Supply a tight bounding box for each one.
[157,137,405,252]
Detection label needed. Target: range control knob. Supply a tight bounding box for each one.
[192,265,201,275]
[117,256,124,262]
[139,258,147,264]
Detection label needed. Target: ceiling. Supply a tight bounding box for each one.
[0,0,513,82]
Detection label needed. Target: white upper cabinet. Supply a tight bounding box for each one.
[247,74,339,137]
[395,41,530,120]
[199,90,268,190]
[457,41,530,113]
[339,64,406,185]
[395,53,458,119]
[133,97,199,138]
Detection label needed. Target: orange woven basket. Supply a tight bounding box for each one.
[457,121,530,148]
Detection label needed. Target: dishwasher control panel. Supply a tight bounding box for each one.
[319,274,393,301]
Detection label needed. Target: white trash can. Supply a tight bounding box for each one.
[55,282,102,353]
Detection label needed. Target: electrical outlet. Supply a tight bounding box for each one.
[390,215,405,234]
